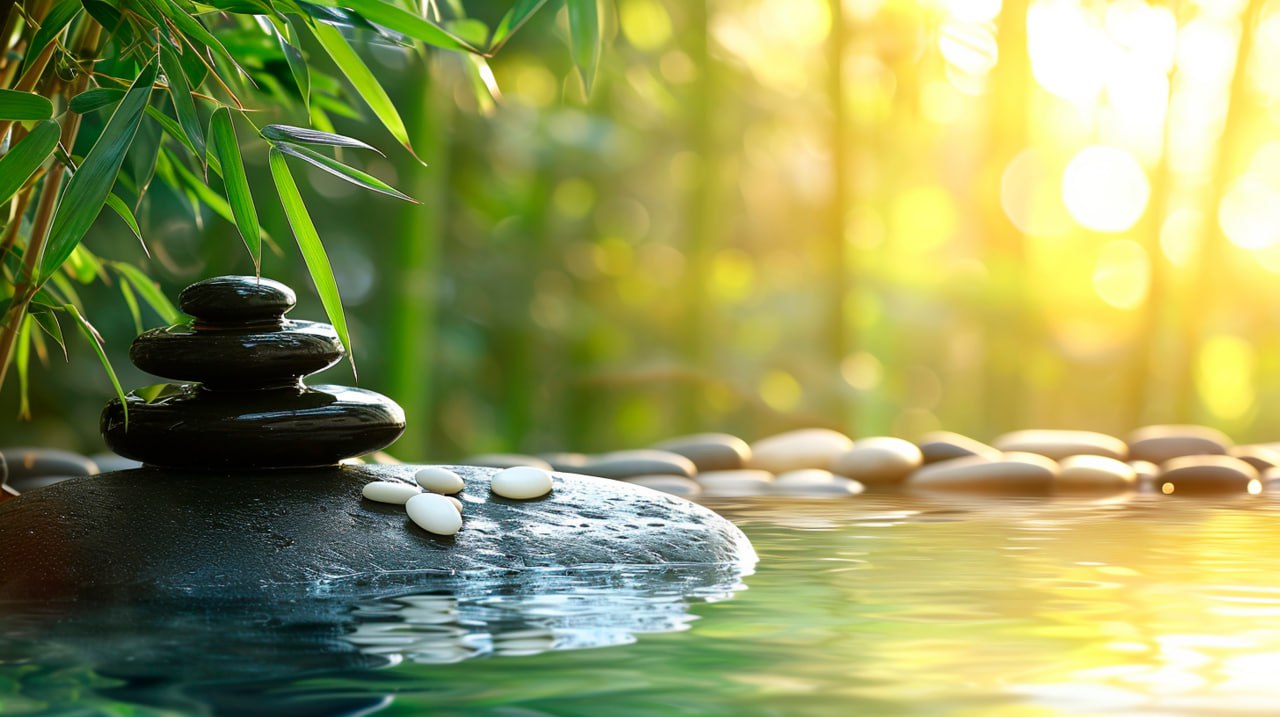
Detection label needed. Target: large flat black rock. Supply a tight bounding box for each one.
[0,464,756,600]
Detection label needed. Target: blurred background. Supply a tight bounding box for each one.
[3,0,1278,461]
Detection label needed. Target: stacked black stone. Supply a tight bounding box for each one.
[101,276,405,469]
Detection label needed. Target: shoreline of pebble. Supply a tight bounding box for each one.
[456,425,1280,500]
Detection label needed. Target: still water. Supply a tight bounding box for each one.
[5,493,1280,716]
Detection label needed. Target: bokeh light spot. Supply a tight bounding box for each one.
[1218,175,1280,250]
[1062,146,1150,232]
[760,370,803,413]
[1195,335,1255,421]
[841,351,883,390]
[1092,240,1149,310]
[619,0,673,51]
[1001,148,1072,237]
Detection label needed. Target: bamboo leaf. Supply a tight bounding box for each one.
[463,54,500,115]
[16,315,31,419]
[275,17,311,110]
[112,262,182,324]
[273,142,415,203]
[66,304,128,427]
[268,148,354,373]
[105,193,149,256]
[120,277,143,334]
[0,120,60,207]
[309,22,417,160]
[22,0,82,74]
[305,0,477,52]
[209,108,261,272]
[145,104,200,157]
[159,44,205,157]
[0,90,53,120]
[150,0,244,78]
[70,87,125,114]
[261,124,382,153]
[30,309,67,360]
[41,60,157,282]
[491,0,548,52]
[567,0,601,94]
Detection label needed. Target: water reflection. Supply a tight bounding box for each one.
[0,564,749,715]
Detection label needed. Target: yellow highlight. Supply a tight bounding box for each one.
[1062,146,1150,233]
[619,0,673,51]
[1195,335,1255,422]
[1248,479,1263,495]
[760,370,803,412]
[1218,174,1280,250]
[1092,240,1149,310]
[1161,482,1175,494]
[891,186,957,251]
[841,351,884,391]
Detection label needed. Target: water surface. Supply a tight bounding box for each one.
[6,493,1280,715]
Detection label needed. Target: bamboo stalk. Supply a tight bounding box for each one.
[826,0,850,425]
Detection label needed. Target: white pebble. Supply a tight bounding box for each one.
[415,467,465,494]
[361,480,420,505]
[405,493,463,536]
[448,496,464,513]
[491,466,554,499]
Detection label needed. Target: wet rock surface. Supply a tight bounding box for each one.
[0,463,755,601]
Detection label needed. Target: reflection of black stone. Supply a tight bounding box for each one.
[101,275,405,469]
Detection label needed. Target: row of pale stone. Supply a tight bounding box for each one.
[453,425,1280,498]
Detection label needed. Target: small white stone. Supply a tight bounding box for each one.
[447,496,464,513]
[405,493,463,535]
[415,467,465,494]
[491,466,554,499]
[361,480,420,505]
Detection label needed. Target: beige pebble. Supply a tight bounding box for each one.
[697,469,774,497]
[772,469,864,497]
[652,433,751,472]
[447,496,464,512]
[361,480,421,505]
[620,474,703,498]
[1128,425,1230,464]
[993,429,1127,461]
[829,437,922,485]
[747,428,854,474]
[1229,445,1280,473]
[907,452,1058,495]
[415,467,465,494]
[916,431,1001,464]
[490,466,554,499]
[1056,455,1137,493]
[405,493,463,536]
[1156,455,1258,494]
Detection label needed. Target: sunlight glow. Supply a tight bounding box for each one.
[1196,335,1255,422]
[1062,146,1150,232]
[1092,240,1149,310]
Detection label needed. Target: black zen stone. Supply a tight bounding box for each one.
[130,321,342,388]
[179,275,296,324]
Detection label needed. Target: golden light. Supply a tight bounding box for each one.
[1027,0,1112,104]
[841,351,884,390]
[1218,175,1280,250]
[1195,335,1255,422]
[619,0,673,51]
[938,21,998,77]
[945,0,1002,23]
[1159,208,1202,265]
[1092,240,1149,310]
[1061,146,1150,233]
[1001,148,1072,237]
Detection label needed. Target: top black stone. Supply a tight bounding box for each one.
[178,275,296,323]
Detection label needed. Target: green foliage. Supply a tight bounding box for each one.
[0,0,607,415]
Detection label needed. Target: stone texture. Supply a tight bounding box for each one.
[1156,455,1258,494]
[652,433,750,472]
[0,464,756,601]
[463,453,554,471]
[829,437,922,485]
[577,450,697,480]
[993,429,1127,461]
[915,431,1001,465]
[907,452,1058,495]
[1055,455,1137,493]
[1127,425,1230,465]
[746,428,853,474]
